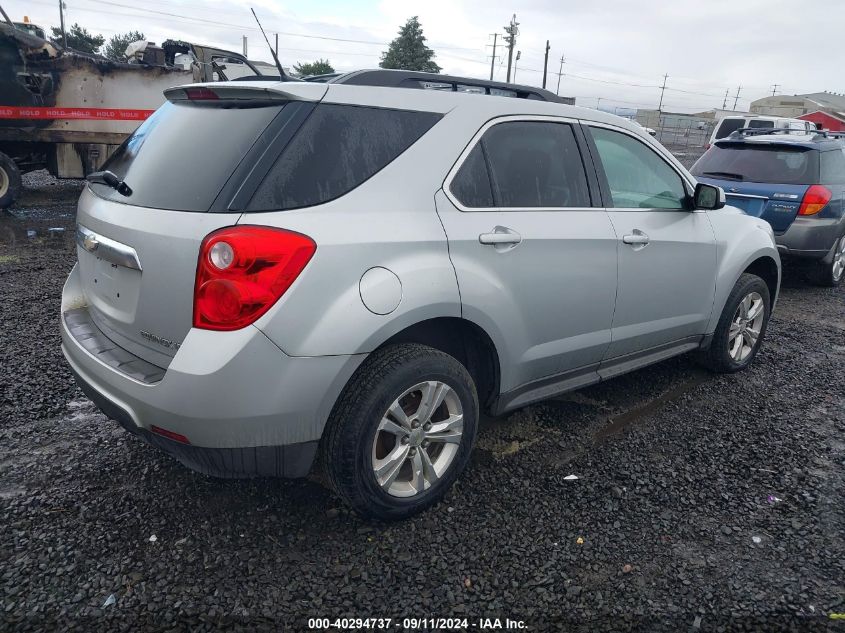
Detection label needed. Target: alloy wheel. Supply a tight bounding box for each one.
[371,381,463,498]
[728,291,765,362]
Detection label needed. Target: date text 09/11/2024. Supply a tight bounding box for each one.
[307,617,528,630]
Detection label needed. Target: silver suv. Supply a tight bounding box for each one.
[61,78,781,519]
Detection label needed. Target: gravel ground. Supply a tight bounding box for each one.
[1,172,843,632]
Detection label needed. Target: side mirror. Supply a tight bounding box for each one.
[693,182,725,210]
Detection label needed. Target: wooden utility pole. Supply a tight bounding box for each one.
[58,0,67,49]
[542,40,550,89]
[504,14,519,83]
[555,55,565,95]
[770,83,780,96]
[733,85,742,110]
[722,89,729,109]
[488,33,498,81]
[658,73,668,112]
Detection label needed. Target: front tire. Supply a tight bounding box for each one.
[808,235,845,287]
[0,151,22,210]
[322,344,479,520]
[699,273,771,373]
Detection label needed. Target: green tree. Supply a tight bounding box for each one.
[379,16,441,73]
[50,23,105,54]
[103,30,146,61]
[293,59,335,77]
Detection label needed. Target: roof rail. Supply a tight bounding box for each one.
[722,127,845,143]
[327,69,575,104]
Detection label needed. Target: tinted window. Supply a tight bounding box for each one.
[479,121,591,208]
[96,101,282,211]
[748,119,775,129]
[450,144,494,207]
[248,105,440,211]
[716,118,746,139]
[820,148,845,184]
[590,127,687,209]
[691,143,820,185]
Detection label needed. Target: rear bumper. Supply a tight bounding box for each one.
[61,267,365,477]
[776,216,845,259]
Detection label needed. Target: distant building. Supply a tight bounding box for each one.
[749,91,845,118]
[636,109,716,130]
[798,110,845,132]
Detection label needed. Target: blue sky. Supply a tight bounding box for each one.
[8,0,845,113]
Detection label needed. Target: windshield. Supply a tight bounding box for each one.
[93,101,284,211]
[691,143,819,185]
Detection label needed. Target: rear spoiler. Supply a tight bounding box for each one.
[164,83,327,103]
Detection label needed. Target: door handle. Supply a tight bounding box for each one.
[622,230,650,246]
[479,227,522,245]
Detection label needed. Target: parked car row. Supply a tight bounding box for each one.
[62,72,784,519]
[693,128,845,286]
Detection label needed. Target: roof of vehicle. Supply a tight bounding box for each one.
[718,114,804,123]
[180,79,646,133]
[715,128,845,150]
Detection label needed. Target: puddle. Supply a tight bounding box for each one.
[593,370,711,443]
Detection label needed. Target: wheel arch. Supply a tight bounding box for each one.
[742,255,780,309]
[377,317,502,414]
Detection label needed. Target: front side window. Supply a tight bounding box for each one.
[247,104,441,211]
[590,127,688,209]
[450,120,591,209]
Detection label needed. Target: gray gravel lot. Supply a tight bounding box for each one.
[1,172,843,632]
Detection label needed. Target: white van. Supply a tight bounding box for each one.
[708,115,815,147]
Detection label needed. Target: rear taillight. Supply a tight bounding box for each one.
[185,87,219,100]
[798,185,832,216]
[193,226,316,331]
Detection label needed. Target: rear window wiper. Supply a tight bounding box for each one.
[700,171,745,181]
[86,170,133,197]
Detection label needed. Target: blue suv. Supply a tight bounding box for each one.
[692,129,845,286]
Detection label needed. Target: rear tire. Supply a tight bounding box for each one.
[322,343,478,521]
[0,152,22,210]
[808,236,845,287]
[699,273,771,373]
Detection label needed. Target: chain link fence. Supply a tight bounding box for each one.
[652,120,716,169]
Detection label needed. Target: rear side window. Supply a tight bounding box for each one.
[95,101,283,211]
[247,105,441,211]
[691,144,820,184]
[450,144,494,207]
[450,121,591,209]
[820,148,845,184]
[748,119,775,129]
[715,118,746,139]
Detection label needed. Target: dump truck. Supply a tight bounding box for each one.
[0,20,268,208]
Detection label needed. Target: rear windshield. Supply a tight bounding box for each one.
[246,104,441,211]
[92,101,283,211]
[691,143,820,185]
[747,119,775,129]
